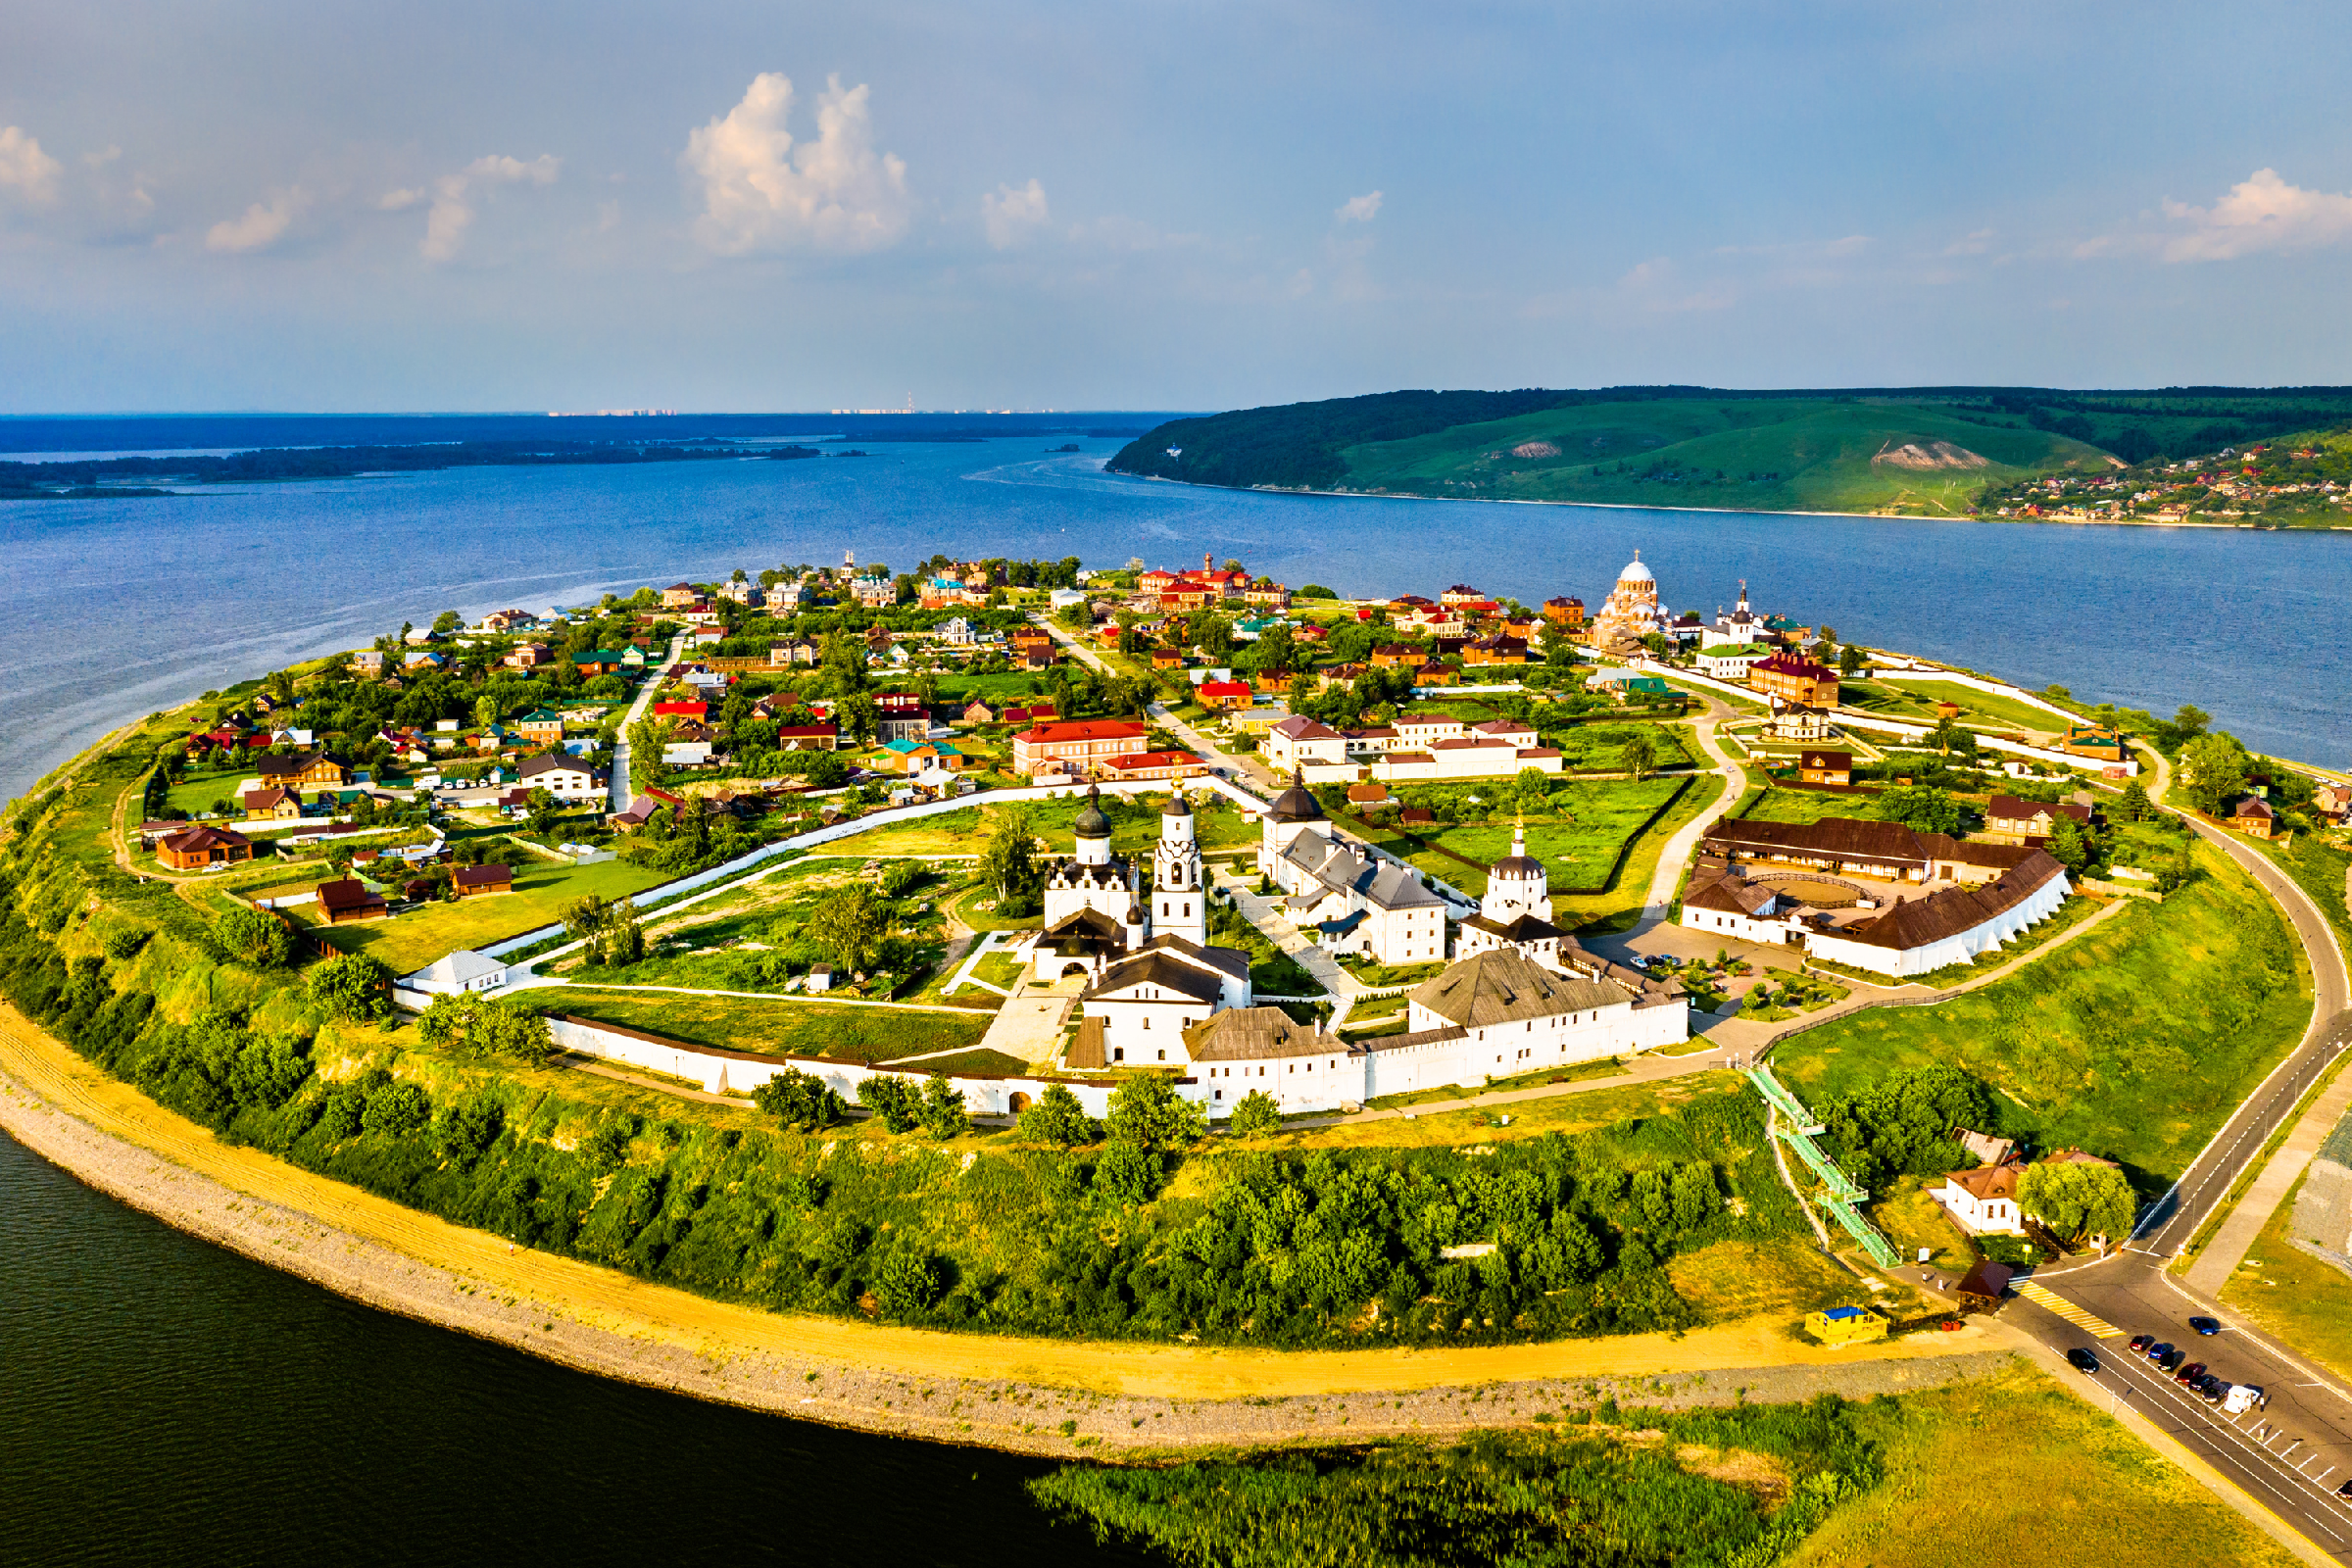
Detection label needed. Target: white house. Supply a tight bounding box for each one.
[516,754,609,802]
[1696,644,1774,681]
[1678,868,1788,945]
[1265,714,1349,773]
[1078,939,1252,1066]
[1258,772,1450,965]
[409,949,509,995]
[1933,1159,2025,1236]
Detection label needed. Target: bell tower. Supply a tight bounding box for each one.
[1153,791,1207,948]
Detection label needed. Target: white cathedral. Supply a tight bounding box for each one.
[1029,785,1208,979]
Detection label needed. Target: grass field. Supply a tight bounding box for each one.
[1351,776,1689,899]
[1273,1072,1737,1152]
[1786,1361,2304,1568]
[2218,1168,2352,1388]
[823,790,1255,861]
[1876,676,2068,734]
[1335,397,2112,515]
[289,856,670,973]
[1739,785,1876,825]
[549,986,991,1063]
[1770,838,2311,1193]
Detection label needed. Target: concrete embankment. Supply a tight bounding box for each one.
[0,1003,2017,1458]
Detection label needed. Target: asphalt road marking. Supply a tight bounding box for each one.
[2102,1354,2352,1540]
[2015,1279,2122,1337]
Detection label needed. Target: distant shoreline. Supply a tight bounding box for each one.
[1105,469,2312,532]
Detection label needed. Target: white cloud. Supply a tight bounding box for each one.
[0,126,64,206]
[1336,190,1383,223]
[207,188,304,253]
[420,153,560,261]
[2156,168,2352,262]
[377,187,425,211]
[981,177,1049,249]
[682,72,910,256]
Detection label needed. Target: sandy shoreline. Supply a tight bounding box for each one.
[0,1004,2019,1458]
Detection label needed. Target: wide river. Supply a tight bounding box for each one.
[1,424,2347,1559]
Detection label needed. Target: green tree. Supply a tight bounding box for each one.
[2017,1159,2137,1248]
[361,1079,431,1137]
[978,806,1044,914]
[2112,780,2153,822]
[857,1074,921,1133]
[1016,1083,1100,1146]
[431,610,464,637]
[1873,784,1967,835]
[474,694,500,731]
[1838,644,1865,676]
[217,906,295,968]
[1620,730,1659,781]
[524,786,560,837]
[2173,704,2212,740]
[2180,732,2251,815]
[807,885,889,974]
[1227,1089,1281,1137]
[2045,816,2093,873]
[1096,1140,1163,1205]
[1056,600,1091,630]
[308,953,394,1021]
[753,1067,847,1130]
[873,1250,943,1316]
[918,1074,970,1140]
[1105,1073,1206,1150]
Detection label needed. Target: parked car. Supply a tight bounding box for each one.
[2067,1348,2100,1373]
[2160,1348,2186,1372]
[2189,1316,2222,1337]
[2176,1361,2206,1384]
[2129,1333,2154,1352]
[2223,1385,2264,1415]
[2195,1375,2226,1399]
[2146,1342,2175,1362]
[2336,1479,2352,1498]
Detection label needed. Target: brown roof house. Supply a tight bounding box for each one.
[317,878,390,923]
[156,825,254,870]
[2225,795,2277,839]
[1797,749,1853,787]
[452,864,514,899]
[1984,795,2091,847]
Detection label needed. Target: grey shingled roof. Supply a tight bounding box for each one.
[1182,1006,1328,1061]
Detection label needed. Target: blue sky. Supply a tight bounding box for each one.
[6,1,2352,412]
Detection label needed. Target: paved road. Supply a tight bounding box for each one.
[608,631,685,811]
[1919,745,2352,1562]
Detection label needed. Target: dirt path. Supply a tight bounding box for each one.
[0,999,2014,1455]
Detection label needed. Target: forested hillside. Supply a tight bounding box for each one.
[1110,386,2352,518]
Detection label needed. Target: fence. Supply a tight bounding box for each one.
[543,1014,1126,1118]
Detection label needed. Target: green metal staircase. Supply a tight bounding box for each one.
[1747,1066,1900,1269]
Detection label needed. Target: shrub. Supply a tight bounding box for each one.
[857,1074,921,1133]
[1106,1073,1206,1150]
[754,1067,847,1131]
[1096,1141,1163,1205]
[874,1250,944,1316]
[918,1074,969,1140]
[360,1080,431,1137]
[1227,1089,1281,1137]
[102,927,151,961]
[1017,1083,1100,1146]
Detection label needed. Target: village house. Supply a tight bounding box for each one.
[317,877,389,923]
[516,710,565,746]
[240,785,306,820]
[1984,795,2091,847]
[1098,751,1208,783]
[516,754,609,802]
[1197,679,1253,711]
[1933,1148,2121,1238]
[1011,719,1152,779]
[258,751,350,790]
[2226,795,2277,839]
[1768,704,1836,743]
[451,864,514,899]
[1695,643,1774,681]
[2058,723,2129,766]
[1797,749,1853,787]
[1461,634,1529,666]
[1748,650,1839,708]
[775,723,838,752]
[661,583,701,609]
[156,825,254,870]
[1265,715,1349,774]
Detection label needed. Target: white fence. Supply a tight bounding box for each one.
[543,1014,1126,1117]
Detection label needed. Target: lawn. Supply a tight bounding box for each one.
[163,765,269,817]
[1788,1361,2303,1568]
[1877,676,2069,735]
[822,790,1255,862]
[1276,1072,1738,1152]
[292,855,671,973]
[1770,838,2311,1194]
[1838,677,1939,720]
[1739,785,1876,826]
[2218,1167,2352,1388]
[548,986,991,1063]
[1352,776,1690,899]
[1542,721,1694,772]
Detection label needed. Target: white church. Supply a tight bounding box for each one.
[1257,771,1451,965]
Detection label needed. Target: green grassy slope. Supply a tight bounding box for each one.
[1340,399,2114,515]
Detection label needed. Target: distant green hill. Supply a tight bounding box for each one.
[1110,386,2352,516]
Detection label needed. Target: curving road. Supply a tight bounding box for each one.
[1952,745,2352,1562]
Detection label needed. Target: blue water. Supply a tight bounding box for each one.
[3,436,2346,805]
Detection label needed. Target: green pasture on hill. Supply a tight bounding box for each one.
[1337,398,2111,514]
[1351,776,1690,898]
[1769,836,2310,1192]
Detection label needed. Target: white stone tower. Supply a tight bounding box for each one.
[1482,821,1552,927]
[1153,791,1208,948]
